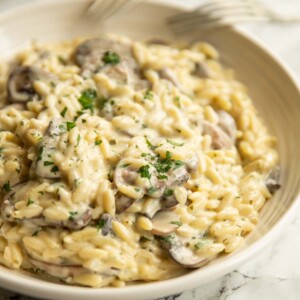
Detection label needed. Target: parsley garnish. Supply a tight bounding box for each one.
[2,181,11,193]
[95,138,102,145]
[194,241,206,249]
[27,198,34,206]
[173,160,184,169]
[95,218,106,230]
[69,211,78,221]
[66,121,76,131]
[78,88,97,112]
[120,163,131,168]
[51,165,59,173]
[77,134,81,145]
[138,165,151,180]
[37,146,44,161]
[148,186,157,195]
[144,136,157,150]
[166,139,184,147]
[60,107,68,117]
[44,161,54,166]
[144,90,153,100]
[102,51,120,65]
[157,234,175,245]
[171,220,182,226]
[164,188,174,197]
[174,96,181,108]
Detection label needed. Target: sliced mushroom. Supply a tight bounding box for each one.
[74,38,149,89]
[30,258,89,279]
[7,66,55,103]
[98,213,113,236]
[193,61,213,79]
[115,193,135,214]
[35,118,63,179]
[160,235,208,268]
[1,181,92,230]
[168,243,208,268]
[217,110,236,142]
[151,210,180,236]
[203,121,233,149]
[141,198,162,218]
[265,165,281,194]
[160,67,182,89]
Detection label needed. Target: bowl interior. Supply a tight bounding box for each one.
[0,0,300,299]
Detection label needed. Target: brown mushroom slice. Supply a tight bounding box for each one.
[265,165,281,194]
[168,243,208,268]
[160,67,182,90]
[35,118,63,179]
[7,66,55,103]
[203,121,233,150]
[217,110,236,142]
[74,38,148,90]
[30,258,88,279]
[115,193,135,214]
[193,61,213,79]
[185,155,199,172]
[151,210,180,236]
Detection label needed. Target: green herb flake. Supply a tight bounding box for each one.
[174,96,181,108]
[134,187,141,192]
[95,219,106,230]
[173,160,184,169]
[78,88,97,112]
[37,146,44,162]
[77,134,81,145]
[51,165,59,173]
[157,234,175,245]
[102,51,120,65]
[43,161,54,166]
[66,121,76,131]
[27,198,34,206]
[120,163,131,168]
[138,165,151,180]
[95,138,102,146]
[170,220,182,226]
[2,181,11,193]
[157,174,168,180]
[164,188,174,197]
[194,240,206,250]
[166,139,184,147]
[148,186,157,195]
[60,107,68,117]
[69,211,78,221]
[144,90,153,100]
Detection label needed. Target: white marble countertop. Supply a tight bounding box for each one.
[0,0,300,299]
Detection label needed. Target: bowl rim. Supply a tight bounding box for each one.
[0,0,300,299]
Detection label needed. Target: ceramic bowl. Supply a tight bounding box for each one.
[0,0,299,299]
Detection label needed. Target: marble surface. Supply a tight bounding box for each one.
[0,0,300,299]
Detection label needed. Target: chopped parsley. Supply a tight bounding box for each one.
[66,121,76,131]
[102,51,120,65]
[2,181,11,193]
[164,188,174,197]
[95,218,106,230]
[194,240,206,249]
[51,165,59,173]
[157,234,175,245]
[157,174,168,180]
[120,163,131,168]
[134,187,141,192]
[27,198,34,206]
[43,161,54,166]
[166,139,184,147]
[144,136,157,150]
[138,165,151,180]
[174,96,181,108]
[78,88,97,112]
[148,186,157,195]
[77,134,81,145]
[95,138,102,145]
[144,90,153,100]
[37,146,44,161]
[60,107,68,117]
[69,211,78,221]
[173,160,184,169]
[170,220,182,226]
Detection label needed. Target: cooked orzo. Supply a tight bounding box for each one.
[0,34,280,287]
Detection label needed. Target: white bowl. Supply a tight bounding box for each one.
[0,0,300,299]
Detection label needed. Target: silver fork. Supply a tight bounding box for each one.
[83,0,144,26]
[168,0,300,35]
